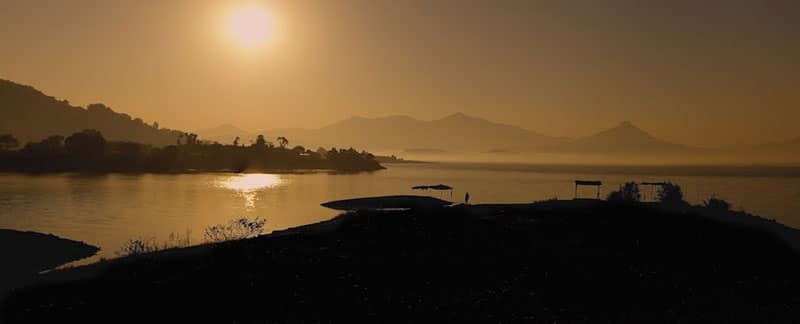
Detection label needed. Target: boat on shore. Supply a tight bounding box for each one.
[321,195,452,211]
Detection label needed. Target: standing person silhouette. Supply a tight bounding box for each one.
[465,192,470,205]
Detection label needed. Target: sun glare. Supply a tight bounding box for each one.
[219,174,285,209]
[221,174,283,192]
[227,4,272,49]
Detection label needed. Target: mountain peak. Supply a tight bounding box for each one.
[436,112,487,123]
[611,120,646,132]
[550,120,701,154]
[583,121,656,143]
[441,112,469,119]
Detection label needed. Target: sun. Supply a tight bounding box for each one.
[227,3,272,49]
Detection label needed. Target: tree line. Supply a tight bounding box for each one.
[607,181,733,212]
[0,130,384,173]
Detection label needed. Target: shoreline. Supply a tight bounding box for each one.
[0,165,386,176]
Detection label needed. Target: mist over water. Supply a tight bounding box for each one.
[2,162,799,260]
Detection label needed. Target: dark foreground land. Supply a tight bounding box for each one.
[5,201,800,323]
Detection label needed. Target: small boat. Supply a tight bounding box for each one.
[321,195,452,211]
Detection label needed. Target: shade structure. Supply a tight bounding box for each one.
[412,184,454,199]
[411,184,453,190]
[574,180,603,199]
[640,182,669,201]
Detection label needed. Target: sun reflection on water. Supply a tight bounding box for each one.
[218,174,285,208]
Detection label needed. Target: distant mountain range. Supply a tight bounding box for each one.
[2,78,798,163]
[201,113,563,152]
[0,79,183,146]
[201,114,800,163]
[726,135,800,163]
[200,115,706,157]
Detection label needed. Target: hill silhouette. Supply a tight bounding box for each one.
[195,124,255,145]
[202,118,716,157]
[203,114,800,163]
[0,79,183,146]
[734,136,800,163]
[205,117,710,158]
[543,121,707,156]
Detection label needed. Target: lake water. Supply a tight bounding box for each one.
[2,162,800,260]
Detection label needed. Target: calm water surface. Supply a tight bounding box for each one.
[2,162,799,260]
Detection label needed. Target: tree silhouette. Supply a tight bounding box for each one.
[181,133,199,146]
[316,147,328,159]
[607,182,641,202]
[277,136,289,148]
[0,130,383,172]
[65,129,107,158]
[234,136,241,147]
[0,134,19,151]
[704,197,731,211]
[253,135,268,149]
[38,136,65,152]
[657,182,687,207]
[21,135,65,156]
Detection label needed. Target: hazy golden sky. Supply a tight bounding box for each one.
[1,0,798,146]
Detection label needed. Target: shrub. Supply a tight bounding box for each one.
[0,134,19,151]
[114,230,192,258]
[703,197,732,211]
[161,230,192,250]
[607,182,641,202]
[657,182,687,207]
[204,217,267,243]
[65,129,107,158]
[116,237,159,257]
